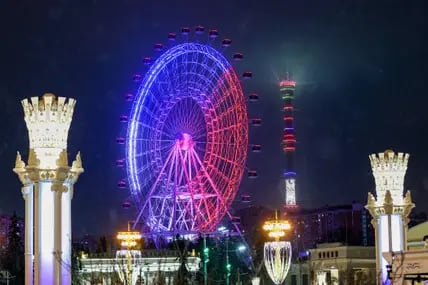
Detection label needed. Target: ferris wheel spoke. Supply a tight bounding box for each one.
[139,103,163,125]
[191,125,207,140]
[135,138,175,143]
[135,142,171,158]
[193,141,246,148]
[161,121,177,139]
[191,140,208,145]
[135,121,173,139]
[134,158,171,183]
[158,140,175,153]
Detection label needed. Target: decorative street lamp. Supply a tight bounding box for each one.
[116,222,142,285]
[262,211,292,285]
[117,230,142,249]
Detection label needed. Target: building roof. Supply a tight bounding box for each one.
[408,221,428,242]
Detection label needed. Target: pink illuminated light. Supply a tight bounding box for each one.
[279,80,296,87]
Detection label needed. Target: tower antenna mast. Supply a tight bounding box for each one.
[279,77,297,208]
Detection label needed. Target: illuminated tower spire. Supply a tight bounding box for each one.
[280,77,297,207]
[13,94,84,285]
[365,150,414,284]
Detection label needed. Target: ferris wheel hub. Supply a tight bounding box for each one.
[176,132,193,151]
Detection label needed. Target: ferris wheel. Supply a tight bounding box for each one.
[117,26,258,237]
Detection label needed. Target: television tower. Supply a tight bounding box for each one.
[14,94,84,285]
[280,77,297,207]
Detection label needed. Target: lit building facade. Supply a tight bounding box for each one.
[382,220,428,283]
[286,260,310,285]
[309,243,376,285]
[14,94,84,285]
[365,150,414,284]
[77,250,200,284]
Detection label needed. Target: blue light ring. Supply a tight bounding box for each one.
[126,43,236,197]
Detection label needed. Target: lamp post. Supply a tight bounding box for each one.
[116,222,142,285]
[262,211,292,285]
[226,235,230,285]
[203,235,208,285]
[202,227,248,285]
[224,236,248,285]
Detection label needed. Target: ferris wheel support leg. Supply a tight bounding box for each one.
[177,147,207,227]
[134,146,176,228]
[190,150,213,223]
[193,152,228,213]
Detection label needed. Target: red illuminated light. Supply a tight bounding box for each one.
[279,80,296,87]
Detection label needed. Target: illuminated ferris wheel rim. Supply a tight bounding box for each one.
[124,37,249,234]
[126,42,242,195]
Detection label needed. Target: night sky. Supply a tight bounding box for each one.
[1,0,427,237]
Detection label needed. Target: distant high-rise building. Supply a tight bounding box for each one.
[236,202,374,260]
[286,202,374,256]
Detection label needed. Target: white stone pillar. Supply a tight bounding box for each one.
[33,183,40,285]
[38,181,56,284]
[13,94,84,285]
[22,184,34,285]
[54,186,63,285]
[61,186,73,285]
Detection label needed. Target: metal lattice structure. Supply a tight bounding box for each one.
[124,32,249,237]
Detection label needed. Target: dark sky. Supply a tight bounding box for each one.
[0,0,427,237]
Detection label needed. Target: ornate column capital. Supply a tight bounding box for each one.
[21,184,33,195]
